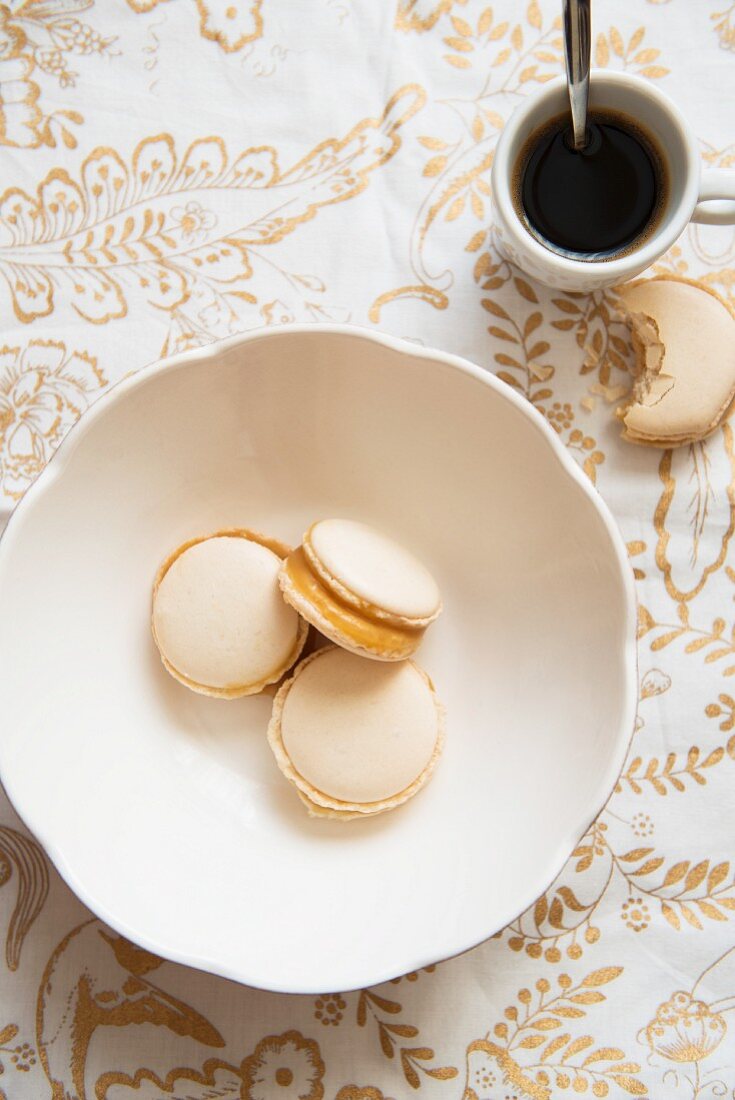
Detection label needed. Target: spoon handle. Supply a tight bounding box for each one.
[563,0,591,150]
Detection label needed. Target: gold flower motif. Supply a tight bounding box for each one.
[641,991,726,1063]
[171,200,217,241]
[621,896,651,932]
[127,0,263,52]
[8,1040,36,1073]
[463,1039,550,1100]
[0,340,106,501]
[546,401,574,432]
[632,813,655,838]
[241,1030,324,1100]
[313,993,346,1027]
[195,0,263,52]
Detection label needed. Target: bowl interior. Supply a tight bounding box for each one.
[0,329,634,992]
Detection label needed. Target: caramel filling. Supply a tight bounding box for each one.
[284,547,423,655]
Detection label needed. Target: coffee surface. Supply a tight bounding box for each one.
[515,108,667,259]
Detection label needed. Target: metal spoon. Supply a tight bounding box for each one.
[563,0,591,150]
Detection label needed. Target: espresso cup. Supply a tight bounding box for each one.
[491,70,735,292]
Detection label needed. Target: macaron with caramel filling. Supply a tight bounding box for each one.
[267,645,444,820]
[279,519,442,661]
[152,529,307,698]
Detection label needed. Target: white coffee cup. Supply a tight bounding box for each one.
[491,70,735,292]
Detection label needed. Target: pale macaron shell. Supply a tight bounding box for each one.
[152,530,307,698]
[305,519,442,628]
[617,276,735,447]
[278,562,419,662]
[267,646,444,818]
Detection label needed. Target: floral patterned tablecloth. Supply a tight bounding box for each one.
[1,1,735,1098]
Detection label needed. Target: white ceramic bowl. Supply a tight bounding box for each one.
[0,326,636,993]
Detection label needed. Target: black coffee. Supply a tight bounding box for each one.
[514,108,668,260]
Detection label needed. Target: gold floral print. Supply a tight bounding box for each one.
[594,25,669,77]
[0,340,106,502]
[641,992,726,1064]
[706,692,735,730]
[97,1059,247,1099]
[395,0,463,33]
[356,987,458,1088]
[313,993,346,1027]
[126,0,263,52]
[503,781,735,967]
[635,945,735,1095]
[654,427,735,602]
[241,1030,324,1100]
[0,85,425,350]
[97,1032,342,1100]
[620,896,651,932]
[711,4,735,49]
[631,813,655,837]
[0,825,48,971]
[0,0,114,149]
[371,3,565,326]
[550,288,632,389]
[37,920,225,1100]
[638,598,735,678]
[0,1025,37,1077]
[464,969,647,1098]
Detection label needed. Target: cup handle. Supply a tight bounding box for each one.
[692,170,735,225]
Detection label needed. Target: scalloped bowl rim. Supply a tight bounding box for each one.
[0,323,637,993]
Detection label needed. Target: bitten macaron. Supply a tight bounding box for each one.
[267,645,444,819]
[615,275,735,447]
[152,529,307,698]
[279,519,442,661]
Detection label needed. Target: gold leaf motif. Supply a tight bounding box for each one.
[445,35,474,50]
[450,14,472,35]
[357,988,457,1087]
[527,0,542,30]
[581,967,623,987]
[519,1034,546,1048]
[542,1033,572,1059]
[478,8,493,35]
[639,65,669,78]
[423,155,449,176]
[609,26,624,56]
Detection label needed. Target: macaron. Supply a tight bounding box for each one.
[615,275,735,447]
[152,529,307,698]
[279,519,442,661]
[267,645,444,820]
